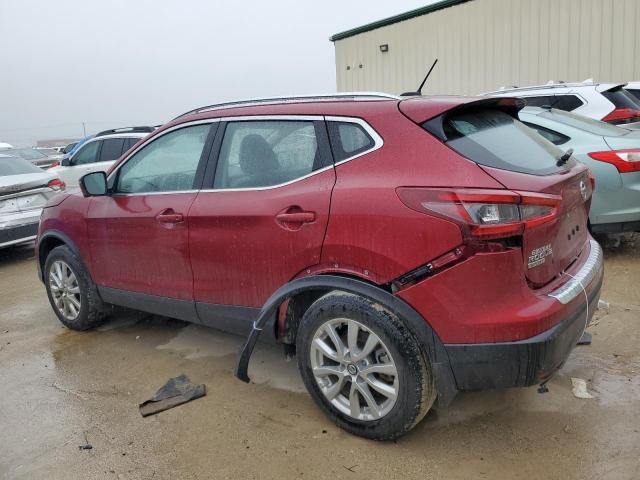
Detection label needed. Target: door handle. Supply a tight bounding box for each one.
[156,209,184,224]
[275,212,316,223]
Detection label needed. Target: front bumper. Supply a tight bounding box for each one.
[444,240,604,390]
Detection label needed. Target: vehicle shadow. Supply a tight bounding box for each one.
[0,242,36,266]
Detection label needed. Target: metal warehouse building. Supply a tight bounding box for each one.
[331,0,640,96]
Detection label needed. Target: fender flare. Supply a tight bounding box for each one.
[37,230,86,281]
[235,274,458,406]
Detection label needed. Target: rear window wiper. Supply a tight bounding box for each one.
[557,148,574,166]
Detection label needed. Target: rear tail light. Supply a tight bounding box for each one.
[397,188,560,240]
[601,108,640,124]
[47,178,66,191]
[588,149,640,173]
[48,161,60,169]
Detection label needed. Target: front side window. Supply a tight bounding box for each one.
[431,108,573,175]
[327,121,375,162]
[214,120,321,189]
[115,124,210,194]
[99,138,125,162]
[72,141,100,165]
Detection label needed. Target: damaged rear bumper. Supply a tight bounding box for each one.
[444,241,603,390]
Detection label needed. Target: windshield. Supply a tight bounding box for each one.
[6,148,47,160]
[432,108,571,176]
[539,108,628,136]
[0,156,44,175]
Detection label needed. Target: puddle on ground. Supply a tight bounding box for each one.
[157,323,306,393]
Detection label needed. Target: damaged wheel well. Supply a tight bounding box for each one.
[277,273,391,351]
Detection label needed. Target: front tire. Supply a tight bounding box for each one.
[44,245,106,330]
[296,292,436,440]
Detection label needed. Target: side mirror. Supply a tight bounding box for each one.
[61,157,71,167]
[79,171,108,197]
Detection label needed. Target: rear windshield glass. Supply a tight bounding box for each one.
[6,148,47,160]
[0,156,44,175]
[602,87,640,109]
[538,108,628,137]
[431,108,572,175]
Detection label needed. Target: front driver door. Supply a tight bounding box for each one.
[189,118,335,326]
[87,122,215,309]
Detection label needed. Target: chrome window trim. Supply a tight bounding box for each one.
[199,115,383,193]
[107,115,384,195]
[548,239,603,305]
[106,119,221,194]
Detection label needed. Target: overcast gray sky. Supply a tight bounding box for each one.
[0,0,435,146]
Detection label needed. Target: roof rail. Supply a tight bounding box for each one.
[95,126,156,137]
[173,92,400,119]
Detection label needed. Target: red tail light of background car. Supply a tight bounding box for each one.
[588,149,640,173]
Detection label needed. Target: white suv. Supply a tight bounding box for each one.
[483,81,640,125]
[48,127,154,187]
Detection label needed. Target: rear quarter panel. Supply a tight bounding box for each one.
[321,109,503,283]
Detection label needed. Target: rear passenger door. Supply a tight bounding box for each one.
[189,117,335,322]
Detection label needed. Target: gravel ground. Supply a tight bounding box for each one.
[0,235,639,480]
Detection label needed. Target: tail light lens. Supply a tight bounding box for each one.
[588,149,640,173]
[48,161,60,169]
[601,108,640,124]
[47,178,66,191]
[397,188,560,240]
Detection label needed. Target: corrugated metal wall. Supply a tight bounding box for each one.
[334,0,640,95]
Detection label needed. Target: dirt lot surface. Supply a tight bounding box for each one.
[1,236,639,480]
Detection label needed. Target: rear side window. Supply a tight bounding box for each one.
[602,87,640,109]
[524,95,584,111]
[123,137,139,152]
[99,138,125,161]
[214,121,325,189]
[327,121,375,162]
[429,108,572,175]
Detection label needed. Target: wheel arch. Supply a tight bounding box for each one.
[38,230,86,282]
[237,274,458,407]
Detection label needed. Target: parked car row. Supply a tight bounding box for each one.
[484,80,640,126]
[0,154,65,248]
[48,126,155,186]
[36,92,603,440]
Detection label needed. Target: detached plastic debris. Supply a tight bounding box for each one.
[139,374,206,417]
[571,377,594,399]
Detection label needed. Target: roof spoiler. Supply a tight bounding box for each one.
[422,97,525,141]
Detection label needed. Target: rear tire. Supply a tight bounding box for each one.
[44,245,107,330]
[296,292,436,440]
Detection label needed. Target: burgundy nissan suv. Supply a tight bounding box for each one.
[36,93,603,440]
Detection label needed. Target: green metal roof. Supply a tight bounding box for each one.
[329,0,472,42]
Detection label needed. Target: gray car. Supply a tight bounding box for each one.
[0,154,65,248]
[519,107,640,233]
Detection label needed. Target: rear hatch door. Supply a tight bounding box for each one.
[410,98,592,287]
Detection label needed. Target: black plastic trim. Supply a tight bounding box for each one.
[98,286,199,323]
[445,276,602,390]
[234,274,458,406]
[37,230,84,282]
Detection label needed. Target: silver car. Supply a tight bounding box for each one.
[519,107,640,233]
[0,154,65,248]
